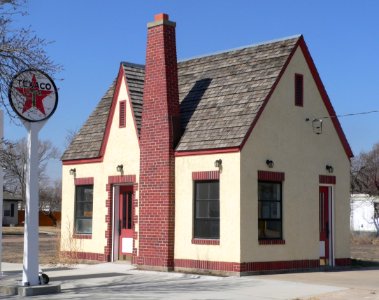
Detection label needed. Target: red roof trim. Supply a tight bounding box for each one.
[175,147,239,157]
[99,65,125,157]
[298,38,353,158]
[63,157,103,165]
[240,37,301,150]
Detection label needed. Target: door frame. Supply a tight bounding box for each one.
[111,184,134,262]
[319,184,335,267]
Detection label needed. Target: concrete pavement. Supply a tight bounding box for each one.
[0,262,377,299]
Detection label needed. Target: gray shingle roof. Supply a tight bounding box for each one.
[62,36,300,160]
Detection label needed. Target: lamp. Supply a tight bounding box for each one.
[116,164,124,173]
[69,168,76,176]
[214,159,222,169]
[326,165,334,174]
[266,160,274,168]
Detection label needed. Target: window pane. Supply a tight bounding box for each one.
[194,180,220,239]
[75,185,93,234]
[259,182,280,201]
[261,203,270,218]
[196,182,208,200]
[270,202,281,219]
[258,220,281,239]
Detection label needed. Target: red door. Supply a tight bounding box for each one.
[319,186,329,261]
[119,186,133,258]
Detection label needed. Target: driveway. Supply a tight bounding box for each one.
[1,262,378,299]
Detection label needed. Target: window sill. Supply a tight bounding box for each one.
[259,239,285,245]
[73,234,92,239]
[192,238,220,245]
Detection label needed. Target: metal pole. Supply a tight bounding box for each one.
[0,110,3,275]
[22,121,44,286]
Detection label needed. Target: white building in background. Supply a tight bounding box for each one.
[350,194,379,233]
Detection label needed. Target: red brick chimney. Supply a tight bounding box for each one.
[136,13,180,270]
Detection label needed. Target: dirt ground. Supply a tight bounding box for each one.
[1,227,379,265]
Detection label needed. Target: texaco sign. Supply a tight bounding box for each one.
[8,69,58,122]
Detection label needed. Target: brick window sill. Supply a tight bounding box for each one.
[259,239,285,245]
[192,238,220,245]
[73,234,92,239]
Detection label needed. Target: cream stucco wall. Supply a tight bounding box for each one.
[175,152,241,262]
[61,75,140,255]
[240,47,351,263]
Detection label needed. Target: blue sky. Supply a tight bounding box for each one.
[6,0,379,180]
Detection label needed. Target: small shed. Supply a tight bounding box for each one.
[3,191,22,226]
[350,194,379,234]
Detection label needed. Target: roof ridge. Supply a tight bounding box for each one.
[121,61,145,69]
[179,34,302,63]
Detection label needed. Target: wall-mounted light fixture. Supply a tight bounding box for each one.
[266,159,274,168]
[326,165,334,174]
[69,168,76,176]
[214,159,222,169]
[116,164,124,174]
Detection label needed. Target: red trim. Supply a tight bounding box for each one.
[60,251,106,262]
[175,147,239,157]
[298,38,353,158]
[63,157,103,165]
[258,171,285,182]
[174,259,320,273]
[73,234,92,239]
[74,177,94,185]
[99,65,125,157]
[240,38,301,150]
[295,73,304,107]
[119,100,126,128]
[259,239,285,245]
[319,175,336,184]
[335,258,351,266]
[192,171,220,181]
[192,238,220,245]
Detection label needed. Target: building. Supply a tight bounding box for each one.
[2,191,22,226]
[350,194,379,234]
[61,14,353,275]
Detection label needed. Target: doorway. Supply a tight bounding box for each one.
[117,185,134,260]
[319,186,333,266]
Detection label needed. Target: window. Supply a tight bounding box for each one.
[258,181,282,239]
[295,73,303,107]
[119,100,126,127]
[194,181,220,239]
[75,185,93,234]
[10,203,15,217]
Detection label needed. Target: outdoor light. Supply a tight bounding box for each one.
[266,160,274,168]
[214,159,222,169]
[116,164,124,173]
[69,168,76,176]
[326,165,334,174]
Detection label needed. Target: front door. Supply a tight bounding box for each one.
[118,186,133,259]
[319,186,330,265]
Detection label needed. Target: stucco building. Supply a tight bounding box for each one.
[61,14,353,275]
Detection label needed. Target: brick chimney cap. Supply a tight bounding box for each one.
[148,13,175,28]
[155,13,169,21]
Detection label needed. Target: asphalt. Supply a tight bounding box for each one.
[0,262,378,299]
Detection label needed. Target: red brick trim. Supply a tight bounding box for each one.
[259,239,285,245]
[60,251,106,262]
[104,174,137,262]
[174,259,319,273]
[192,171,220,181]
[73,234,92,239]
[335,258,351,266]
[74,177,94,185]
[192,238,220,245]
[258,171,285,182]
[319,175,336,184]
[175,147,240,157]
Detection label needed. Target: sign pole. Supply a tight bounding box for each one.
[22,121,45,286]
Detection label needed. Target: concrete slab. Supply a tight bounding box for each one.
[18,284,61,297]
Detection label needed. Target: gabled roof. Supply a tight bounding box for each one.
[62,35,353,162]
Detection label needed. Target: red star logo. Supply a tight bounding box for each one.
[15,74,52,115]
